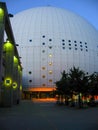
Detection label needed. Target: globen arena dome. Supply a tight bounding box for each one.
[11,6,98,92]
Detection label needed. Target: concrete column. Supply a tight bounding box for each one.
[18,65,22,102]
[0,7,5,106]
[2,41,14,107]
[13,56,18,104]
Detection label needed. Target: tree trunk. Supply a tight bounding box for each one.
[78,93,82,108]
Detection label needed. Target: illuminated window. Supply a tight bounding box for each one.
[49,54,52,57]
[13,82,17,89]
[42,67,46,70]
[49,62,52,66]
[42,75,46,78]
[49,70,52,74]
[49,79,52,82]
[4,77,12,87]
[6,80,10,84]
[0,8,4,15]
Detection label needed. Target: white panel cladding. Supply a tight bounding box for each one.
[11,6,98,88]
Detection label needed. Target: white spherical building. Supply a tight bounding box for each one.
[11,6,98,90]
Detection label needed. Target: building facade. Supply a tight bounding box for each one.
[11,6,98,98]
[0,2,22,106]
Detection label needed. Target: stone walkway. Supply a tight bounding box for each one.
[0,100,98,130]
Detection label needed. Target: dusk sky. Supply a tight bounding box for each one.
[1,0,98,30]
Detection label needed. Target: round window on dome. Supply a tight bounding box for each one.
[42,75,46,78]
[49,79,52,82]
[42,35,45,38]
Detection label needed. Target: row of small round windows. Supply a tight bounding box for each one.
[41,35,88,44]
[42,42,88,47]
[29,79,53,83]
[29,36,87,44]
[42,48,88,52]
[28,70,53,75]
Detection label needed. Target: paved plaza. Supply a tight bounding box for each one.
[0,100,98,130]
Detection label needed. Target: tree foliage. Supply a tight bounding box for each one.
[55,67,98,107]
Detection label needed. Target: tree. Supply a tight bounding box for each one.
[69,66,87,108]
[88,73,98,104]
[55,70,70,104]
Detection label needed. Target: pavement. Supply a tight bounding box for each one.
[0,100,98,130]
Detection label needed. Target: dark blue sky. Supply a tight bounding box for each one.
[1,0,98,30]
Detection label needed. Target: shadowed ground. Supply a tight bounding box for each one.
[0,100,98,130]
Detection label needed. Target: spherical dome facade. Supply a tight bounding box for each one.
[11,6,98,88]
